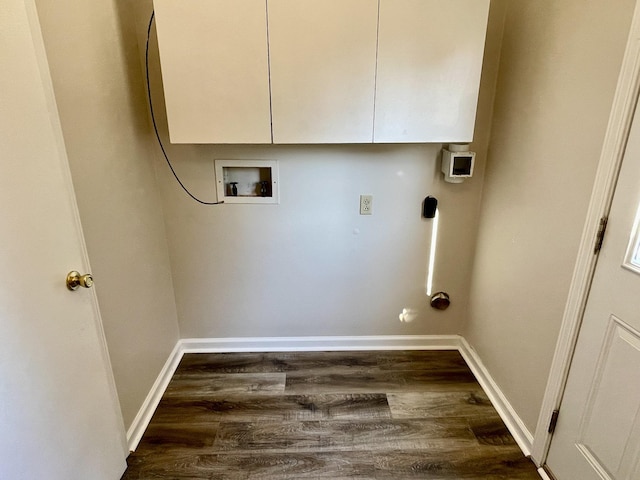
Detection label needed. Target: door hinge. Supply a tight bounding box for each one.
[594,216,608,254]
[548,409,560,434]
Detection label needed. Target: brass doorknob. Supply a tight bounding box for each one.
[66,271,94,291]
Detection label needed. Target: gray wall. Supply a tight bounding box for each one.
[466,0,635,433]
[125,0,507,340]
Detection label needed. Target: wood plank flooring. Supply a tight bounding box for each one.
[121,350,540,479]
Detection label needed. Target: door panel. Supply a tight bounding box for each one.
[374,0,489,143]
[0,1,127,478]
[153,0,272,143]
[546,90,640,479]
[577,317,640,478]
[268,0,378,143]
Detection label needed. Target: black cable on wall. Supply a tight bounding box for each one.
[146,11,223,205]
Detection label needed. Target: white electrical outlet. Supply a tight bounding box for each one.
[360,194,373,215]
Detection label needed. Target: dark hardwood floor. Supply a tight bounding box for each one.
[121,350,540,479]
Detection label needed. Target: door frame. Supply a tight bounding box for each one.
[531,0,640,465]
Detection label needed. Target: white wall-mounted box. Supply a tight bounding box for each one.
[153,0,272,144]
[153,0,489,144]
[214,159,279,204]
[374,0,490,143]
[268,0,378,143]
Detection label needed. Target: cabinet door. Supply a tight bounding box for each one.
[268,0,378,144]
[154,0,272,143]
[374,0,490,143]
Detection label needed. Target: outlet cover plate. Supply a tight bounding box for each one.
[360,194,373,215]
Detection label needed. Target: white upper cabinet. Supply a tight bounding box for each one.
[153,0,272,143]
[153,0,489,144]
[374,0,490,143]
[267,0,378,144]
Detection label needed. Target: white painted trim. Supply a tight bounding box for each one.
[537,467,554,480]
[180,335,461,352]
[457,337,534,457]
[126,342,183,452]
[531,0,640,465]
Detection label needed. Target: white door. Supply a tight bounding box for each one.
[0,1,127,479]
[545,94,640,478]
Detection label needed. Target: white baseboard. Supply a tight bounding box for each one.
[457,336,535,457]
[126,334,536,466]
[180,334,461,352]
[126,342,183,452]
[537,467,554,480]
